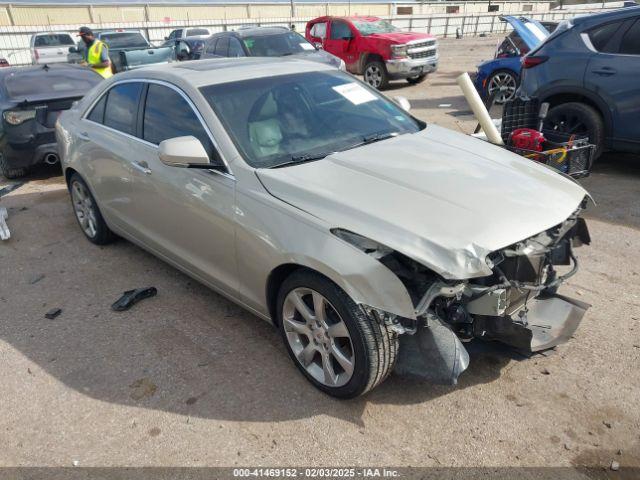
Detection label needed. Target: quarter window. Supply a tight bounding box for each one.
[142,83,219,162]
[87,94,107,123]
[587,20,624,52]
[620,19,640,55]
[103,82,143,135]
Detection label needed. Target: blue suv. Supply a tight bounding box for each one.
[518,6,640,158]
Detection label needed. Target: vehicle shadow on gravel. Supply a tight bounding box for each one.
[1,187,517,426]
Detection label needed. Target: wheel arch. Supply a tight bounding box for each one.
[538,89,612,141]
[358,52,383,74]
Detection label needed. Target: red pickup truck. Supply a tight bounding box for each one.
[306,16,438,89]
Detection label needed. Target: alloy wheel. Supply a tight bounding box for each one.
[71,180,98,238]
[364,65,383,88]
[282,287,355,387]
[487,72,517,104]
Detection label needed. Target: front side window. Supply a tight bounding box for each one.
[143,83,218,162]
[200,71,423,168]
[205,38,218,54]
[242,32,315,56]
[620,19,640,55]
[330,21,353,40]
[309,22,327,39]
[103,82,143,135]
[352,19,399,36]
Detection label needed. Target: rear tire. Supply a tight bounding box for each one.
[0,153,27,179]
[277,270,398,398]
[363,60,389,90]
[544,102,605,159]
[68,173,116,245]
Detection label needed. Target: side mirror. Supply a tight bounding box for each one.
[393,96,411,112]
[159,136,213,168]
[313,41,323,50]
[68,46,79,54]
[342,35,353,41]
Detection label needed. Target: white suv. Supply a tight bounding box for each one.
[30,32,76,64]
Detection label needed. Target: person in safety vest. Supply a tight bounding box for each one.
[77,27,113,79]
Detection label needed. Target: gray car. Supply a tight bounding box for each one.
[56,58,591,398]
[200,26,345,70]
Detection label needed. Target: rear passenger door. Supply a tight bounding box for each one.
[80,81,146,232]
[585,16,640,148]
[131,82,238,294]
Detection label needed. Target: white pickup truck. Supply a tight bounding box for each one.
[30,32,81,64]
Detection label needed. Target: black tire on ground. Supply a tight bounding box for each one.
[68,173,117,245]
[544,102,605,159]
[406,74,428,85]
[277,269,398,398]
[0,153,27,179]
[363,60,389,90]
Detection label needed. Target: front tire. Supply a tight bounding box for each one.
[363,60,389,90]
[68,173,116,245]
[544,102,605,159]
[277,270,398,398]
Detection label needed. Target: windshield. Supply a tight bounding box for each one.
[352,20,399,36]
[34,34,74,47]
[4,67,100,99]
[242,32,316,56]
[200,70,423,168]
[100,32,149,49]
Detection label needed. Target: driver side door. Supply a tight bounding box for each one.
[128,82,239,296]
[325,20,359,70]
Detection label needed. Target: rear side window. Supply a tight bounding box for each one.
[103,82,143,135]
[587,20,625,52]
[215,37,230,56]
[620,19,640,55]
[205,38,218,54]
[87,94,107,123]
[142,83,218,161]
[34,34,74,47]
[228,37,244,57]
[330,21,352,40]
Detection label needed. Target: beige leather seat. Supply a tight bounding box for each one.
[248,94,283,158]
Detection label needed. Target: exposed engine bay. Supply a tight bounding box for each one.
[358,199,592,385]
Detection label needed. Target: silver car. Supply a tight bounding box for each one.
[56,58,591,398]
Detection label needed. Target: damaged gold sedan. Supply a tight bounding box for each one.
[56,59,591,398]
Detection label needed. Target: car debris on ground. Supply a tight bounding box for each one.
[111,287,158,311]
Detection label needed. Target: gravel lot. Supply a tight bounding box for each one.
[0,36,639,471]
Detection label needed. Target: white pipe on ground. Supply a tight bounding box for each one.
[456,72,504,146]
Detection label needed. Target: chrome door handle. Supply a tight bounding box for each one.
[78,131,90,141]
[592,67,616,76]
[132,160,152,175]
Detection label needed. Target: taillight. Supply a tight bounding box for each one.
[522,56,548,69]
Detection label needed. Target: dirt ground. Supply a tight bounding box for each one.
[1,36,639,471]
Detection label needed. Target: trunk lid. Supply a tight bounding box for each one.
[500,15,550,50]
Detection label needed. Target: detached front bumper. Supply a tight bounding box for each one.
[385,54,438,79]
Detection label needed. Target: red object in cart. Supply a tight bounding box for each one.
[510,128,546,152]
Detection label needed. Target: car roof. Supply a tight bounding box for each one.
[114,57,334,88]
[211,26,290,38]
[571,5,640,28]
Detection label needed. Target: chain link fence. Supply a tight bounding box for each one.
[0,7,610,66]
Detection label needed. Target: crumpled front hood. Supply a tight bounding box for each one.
[257,125,588,280]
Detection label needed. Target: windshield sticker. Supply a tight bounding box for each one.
[243,39,255,49]
[332,83,378,105]
[300,43,315,50]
